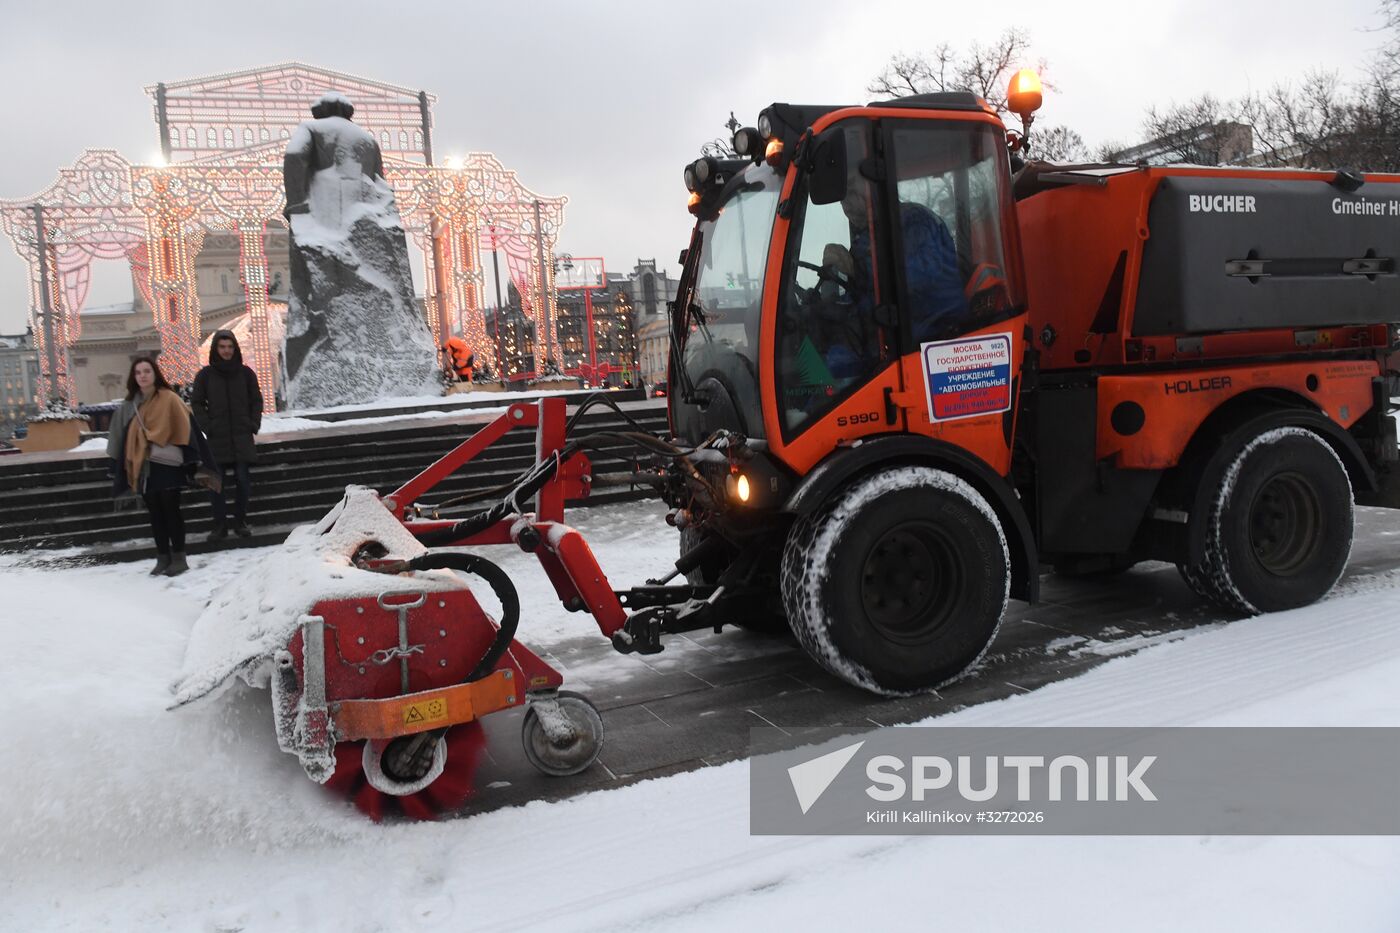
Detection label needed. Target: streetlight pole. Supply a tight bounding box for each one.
[31,204,61,406]
[488,222,505,372]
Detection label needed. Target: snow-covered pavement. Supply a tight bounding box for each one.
[2,502,1398,931]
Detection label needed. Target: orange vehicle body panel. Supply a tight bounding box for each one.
[1017,166,1400,372]
[332,669,521,741]
[1097,359,1380,469]
[747,104,1395,489]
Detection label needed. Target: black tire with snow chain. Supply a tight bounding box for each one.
[780,466,1010,695]
[1176,426,1353,615]
[1176,562,1210,599]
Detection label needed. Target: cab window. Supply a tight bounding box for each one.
[888,120,1023,343]
[775,120,887,436]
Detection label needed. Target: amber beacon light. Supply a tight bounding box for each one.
[1007,68,1043,119]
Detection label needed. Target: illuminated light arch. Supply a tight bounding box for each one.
[392,151,566,374]
[0,150,147,403]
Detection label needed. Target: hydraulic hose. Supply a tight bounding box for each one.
[407,551,520,683]
[415,426,723,543]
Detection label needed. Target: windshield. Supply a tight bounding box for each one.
[677,164,781,438]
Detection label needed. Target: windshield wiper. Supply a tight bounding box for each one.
[670,228,706,404]
[689,302,714,343]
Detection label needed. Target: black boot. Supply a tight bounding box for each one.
[150,554,171,576]
[233,521,252,538]
[164,553,189,577]
[207,524,228,543]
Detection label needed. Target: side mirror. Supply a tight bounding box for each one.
[805,128,848,206]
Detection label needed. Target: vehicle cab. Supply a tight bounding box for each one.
[668,92,1034,503]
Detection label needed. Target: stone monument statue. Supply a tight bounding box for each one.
[281,92,438,408]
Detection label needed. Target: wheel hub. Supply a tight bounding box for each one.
[860,522,961,644]
[1248,471,1322,576]
[522,694,604,777]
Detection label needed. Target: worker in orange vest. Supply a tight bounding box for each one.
[441,336,475,384]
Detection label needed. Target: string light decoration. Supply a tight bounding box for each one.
[391,153,566,378]
[159,163,285,409]
[0,150,147,404]
[148,63,434,167]
[130,168,206,385]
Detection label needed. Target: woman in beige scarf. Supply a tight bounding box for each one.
[107,358,194,577]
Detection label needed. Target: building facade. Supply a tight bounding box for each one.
[554,274,637,386]
[474,257,677,388]
[0,330,41,438]
[483,283,538,385]
[636,316,671,390]
[627,259,679,390]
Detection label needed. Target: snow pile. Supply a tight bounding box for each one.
[0,501,675,895]
[170,485,462,707]
[28,400,90,423]
[278,386,590,419]
[257,405,508,437]
[0,560,375,876]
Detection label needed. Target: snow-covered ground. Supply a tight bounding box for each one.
[2,500,1398,931]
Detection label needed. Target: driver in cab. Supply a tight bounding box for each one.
[825,184,971,347]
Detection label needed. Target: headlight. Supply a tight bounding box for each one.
[693,157,716,185]
[683,165,698,192]
[757,109,773,140]
[732,127,762,159]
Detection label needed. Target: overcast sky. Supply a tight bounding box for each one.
[0,0,1390,334]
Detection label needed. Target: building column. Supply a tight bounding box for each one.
[235,218,277,413]
[28,242,75,405]
[146,228,203,386]
[138,175,203,386]
[429,220,454,346]
[452,222,493,373]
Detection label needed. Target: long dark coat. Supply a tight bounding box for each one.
[191,330,263,465]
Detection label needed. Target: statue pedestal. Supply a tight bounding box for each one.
[16,417,88,453]
[446,382,507,395]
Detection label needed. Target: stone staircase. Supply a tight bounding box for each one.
[0,396,668,565]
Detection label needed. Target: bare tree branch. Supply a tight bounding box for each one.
[867,29,1042,117]
[1034,125,1088,161]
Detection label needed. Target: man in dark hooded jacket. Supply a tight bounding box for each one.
[192,330,263,540]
